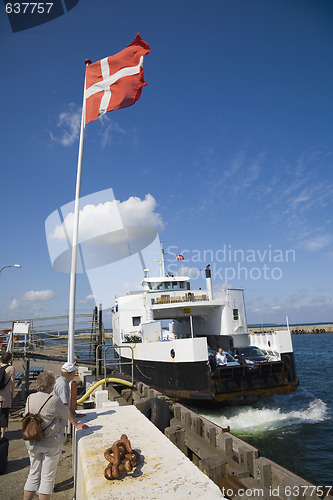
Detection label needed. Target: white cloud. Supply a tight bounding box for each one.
[51,194,164,242]
[171,266,206,283]
[247,289,333,324]
[49,103,81,146]
[118,194,164,230]
[9,289,55,312]
[177,266,196,277]
[97,115,126,147]
[22,290,55,302]
[49,105,128,148]
[9,298,20,311]
[300,234,332,251]
[290,191,311,208]
[79,294,96,304]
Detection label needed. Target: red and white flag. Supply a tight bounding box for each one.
[84,34,151,126]
[176,254,184,261]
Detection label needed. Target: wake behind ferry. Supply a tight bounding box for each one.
[112,248,299,405]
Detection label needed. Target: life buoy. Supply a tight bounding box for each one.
[142,397,171,432]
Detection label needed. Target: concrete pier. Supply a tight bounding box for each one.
[248,323,333,334]
[74,405,225,499]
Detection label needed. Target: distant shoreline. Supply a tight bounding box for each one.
[248,323,333,334]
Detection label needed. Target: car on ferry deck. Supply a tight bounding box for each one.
[225,352,240,366]
[232,346,269,365]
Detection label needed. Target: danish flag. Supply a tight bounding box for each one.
[176,254,184,261]
[84,34,151,126]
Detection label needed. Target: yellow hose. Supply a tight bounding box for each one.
[77,378,133,404]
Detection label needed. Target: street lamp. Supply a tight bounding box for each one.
[0,264,21,274]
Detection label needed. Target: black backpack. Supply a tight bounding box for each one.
[0,365,9,390]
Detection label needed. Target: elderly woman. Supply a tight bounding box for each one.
[23,371,69,500]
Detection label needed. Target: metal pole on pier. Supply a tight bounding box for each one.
[98,304,103,375]
[67,59,91,364]
[66,36,150,363]
[94,304,103,376]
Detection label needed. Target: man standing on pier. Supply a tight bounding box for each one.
[53,362,88,430]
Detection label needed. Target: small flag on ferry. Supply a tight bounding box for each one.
[85,33,151,126]
[176,254,184,261]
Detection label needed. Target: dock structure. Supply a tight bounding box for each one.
[118,381,333,500]
[248,323,333,334]
[4,356,333,500]
[73,405,225,499]
[3,312,333,499]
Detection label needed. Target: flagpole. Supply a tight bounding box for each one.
[67,59,91,364]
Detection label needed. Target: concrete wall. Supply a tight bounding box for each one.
[248,324,333,334]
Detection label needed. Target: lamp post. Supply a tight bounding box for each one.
[0,264,21,274]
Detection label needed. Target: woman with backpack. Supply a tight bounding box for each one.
[0,352,15,439]
[23,371,69,500]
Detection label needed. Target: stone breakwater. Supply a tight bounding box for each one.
[248,323,333,334]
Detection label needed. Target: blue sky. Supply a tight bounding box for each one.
[1,0,333,327]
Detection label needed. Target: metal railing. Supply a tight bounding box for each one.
[94,343,134,386]
[151,294,208,305]
[0,313,103,366]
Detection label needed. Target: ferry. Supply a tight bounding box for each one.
[111,248,299,405]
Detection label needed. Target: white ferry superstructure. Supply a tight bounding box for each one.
[111,257,299,405]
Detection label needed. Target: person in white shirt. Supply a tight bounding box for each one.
[52,362,87,430]
[216,348,227,366]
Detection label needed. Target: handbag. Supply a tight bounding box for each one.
[22,395,53,441]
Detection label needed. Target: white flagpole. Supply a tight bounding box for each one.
[67,59,91,364]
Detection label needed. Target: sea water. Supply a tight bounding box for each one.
[40,330,114,363]
[196,333,333,486]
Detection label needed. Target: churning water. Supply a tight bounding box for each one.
[197,334,333,486]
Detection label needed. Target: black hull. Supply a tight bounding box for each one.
[119,351,299,406]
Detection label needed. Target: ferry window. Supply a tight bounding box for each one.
[132,316,141,326]
[233,309,239,320]
[179,282,185,289]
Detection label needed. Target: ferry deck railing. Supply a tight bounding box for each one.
[151,293,208,305]
[95,344,134,387]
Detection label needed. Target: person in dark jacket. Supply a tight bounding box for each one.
[207,351,217,372]
[0,352,15,438]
